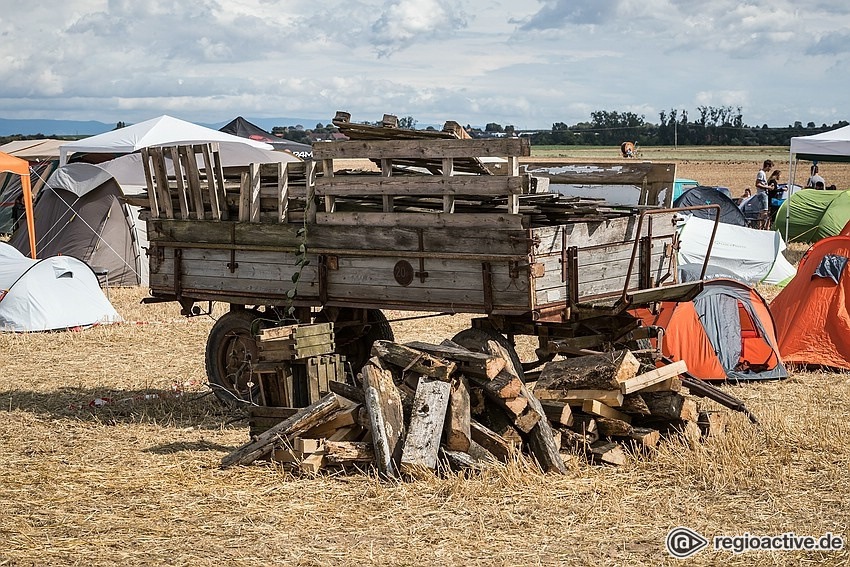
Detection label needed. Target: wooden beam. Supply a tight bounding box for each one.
[311,138,530,160]
[618,360,687,394]
[371,340,456,381]
[400,376,452,472]
[581,399,632,423]
[362,359,406,477]
[444,375,471,451]
[470,420,516,462]
[408,340,506,379]
[220,393,341,468]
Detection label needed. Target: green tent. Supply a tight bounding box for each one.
[774,189,850,243]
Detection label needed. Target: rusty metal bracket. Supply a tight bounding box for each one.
[566,246,579,307]
[415,229,429,283]
[227,223,238,272]
[318,254,329,304]
[482,262,494,313]
[174,248,183,300]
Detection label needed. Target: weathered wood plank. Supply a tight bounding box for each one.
[371,340,456,381]
[220,393,341,468]
[581,400,632,423]
[314,174,523,196]
[312,138,531,160]
[315,211,527,230]
[444,376,471,452]
[361,359,405,477]
[406,341,506,379]
[619,360,687,394]
[400,376,452,472]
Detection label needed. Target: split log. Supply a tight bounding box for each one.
[470,420,517,462]
[362,359,406,477]
[627,427,661,448]
[400,376,452,472]
[618,360,687,394]
[328,380,365,404]
[581,399,632,423]
[444,375,472,451]
[558,427,594,450]
[408,340,506,378]
[621,394,651,416]
[536,350,641,392]
[371,340,456,381]
[221,393,341,468]
[596,417,634,437]
[324,441,375,463]
[640,376,683,393]
[590,441,627,466]
[513,405,542,434]
[304,405,360,438]
[539,400,573,426]
[642,391,690,420]
[479,406,524,447]
[469,370,522,399]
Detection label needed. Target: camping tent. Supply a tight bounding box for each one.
[770,221,850,369]
[673,185,747,226]
[772,188,850,243]
[59,115,273,165]
[9,163,147,286]
[0,152,36,257]
[0,243,121,332]
[678,216,796,286]
[0,141,61,234]
[632,273,787,381]
[784,124,850,239]
[220,117,313,159]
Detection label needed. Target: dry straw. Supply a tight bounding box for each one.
[1,289,849,565]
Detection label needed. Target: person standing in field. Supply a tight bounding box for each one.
[807,164,825,188]
[754,159,774,211]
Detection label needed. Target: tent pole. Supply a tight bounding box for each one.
[786,147,794,242]
[22,173,36,259]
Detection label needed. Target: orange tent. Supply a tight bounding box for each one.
[770,221,850,369]
[633,278,786,381]
[0,152,36,258]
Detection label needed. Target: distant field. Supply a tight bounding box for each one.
[531,145,792,163]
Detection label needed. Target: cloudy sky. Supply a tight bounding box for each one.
[1,0,848,129]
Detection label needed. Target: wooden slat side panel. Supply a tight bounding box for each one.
[313,175,523,196]
[312,138,530,160]
[532,213,678,254]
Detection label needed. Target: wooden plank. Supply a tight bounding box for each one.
[619,360,687,394]
[370,340,456,381]
[249,163,262,222]
[150,147,174,219]
[406,341,505,379]
[328,380,365,404]
[470,420,516,462]
[315,211,527,230]
[361,359,405,477]
[312,138,531,160]
[220,393,341,468]
[400,376,452,472]
[596,417,633,437]
[444,375,471,452]
[200,144,222,220]
[534,389,625,407]
[210,143,230,220]
[324,441,375,463]
[140,147,159,218]
[581,400,632,423]
[178,145,205,219]
[640,377,683,393]
[168,146,190,219]
[277,162,289,222]
[238,170,251,222]
[314,174,523,197]
[540,400,573,426]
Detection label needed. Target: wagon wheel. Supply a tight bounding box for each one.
[314,307,394,378]
[205,309,265,407]
[451,327,525,381]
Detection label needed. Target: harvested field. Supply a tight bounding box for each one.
[2,152,849,565]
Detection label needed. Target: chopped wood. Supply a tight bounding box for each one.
[596,417,634,437]
[513,406,542,434]
[443,375,471,452]
[440,448,478,470]
[400,376,452,472]
[221,393,341,468]
[642,391,689,420]
[407,340,506,378]
[479,406,524,447]
[328,380,365,404]
[581,399,632,423]
[558,427,594,450]
[362,359,406,477]
[619,360,687,394]
[680,399,699,422]
[535,389,624,407]
[589,441,627,466]
[303,405,360,438]
[539,400,573,426]
[371,340,456,381]
[469,370,522,399]
[621,394,651,416]
[639,376,683,393]
[628,427,661,448]
[470,420,517,462]
[324,441,375,463]
[536,350,641,392]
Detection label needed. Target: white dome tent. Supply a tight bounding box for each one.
[0,243,121,332]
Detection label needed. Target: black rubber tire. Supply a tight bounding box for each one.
[451,327,525,381]
[331,309,394,376]
[205,309,264,407]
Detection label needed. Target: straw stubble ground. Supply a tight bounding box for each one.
[2,155,850,566]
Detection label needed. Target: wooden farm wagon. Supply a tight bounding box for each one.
[141,114,717,406]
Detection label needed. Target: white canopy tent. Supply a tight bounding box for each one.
[59,115,273,165]
[786,124,850,238]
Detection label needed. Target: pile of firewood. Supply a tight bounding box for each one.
[220,339,727,474]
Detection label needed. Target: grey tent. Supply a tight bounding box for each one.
[673,185,747,226]
[9,163,146,286]
[220,117,313,159]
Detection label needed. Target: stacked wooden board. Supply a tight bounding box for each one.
[222,339,727,474]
